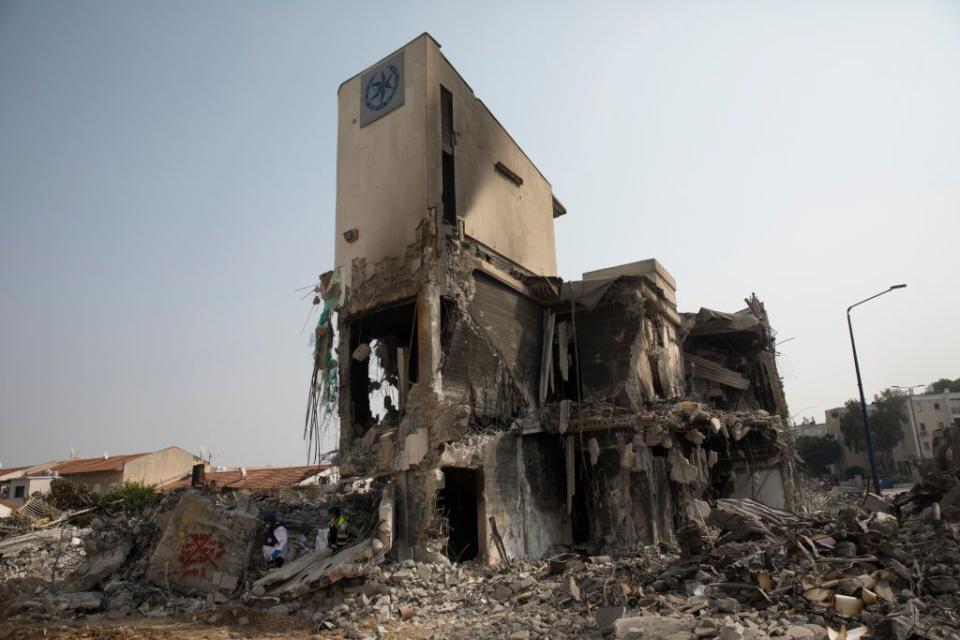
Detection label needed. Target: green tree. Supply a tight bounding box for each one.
[797,434,842,476]
[839,389,907,469]
[927,378,960,394]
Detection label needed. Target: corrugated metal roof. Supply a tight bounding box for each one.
[52,453,148,475]
[163,465,330,492]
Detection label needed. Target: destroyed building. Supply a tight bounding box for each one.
[307,33,797,567]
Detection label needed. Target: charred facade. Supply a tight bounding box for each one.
[307,34,798,565]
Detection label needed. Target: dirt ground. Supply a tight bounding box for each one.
[0,608,442,640]
[0,601,329,640]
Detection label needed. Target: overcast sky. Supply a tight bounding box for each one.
[2,1,958,469]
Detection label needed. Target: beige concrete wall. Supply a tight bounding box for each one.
[64,470,124,493]
[8,476,54,503]
[825,403,920,474]
[426,39,558,276]
[911,394,960,456]
[333,34,560,287]
[123,447,200,488]
[731,467,786,510]
[334,35,429,287]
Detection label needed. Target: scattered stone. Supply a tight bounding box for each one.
[492,584,513,602]
[54,591,104,612]
[559,575,581,603]
[694,619,718,638]
[714,597,739,614]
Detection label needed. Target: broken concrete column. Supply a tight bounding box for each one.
[145,490,258,594]
[417,279,443,396]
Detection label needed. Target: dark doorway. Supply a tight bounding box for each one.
[438,467,480,562]
[571,451,591,544]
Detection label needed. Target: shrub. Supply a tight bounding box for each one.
[46,478,95,510]
[99,481,158,515]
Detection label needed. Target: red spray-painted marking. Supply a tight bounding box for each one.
[177,532,225,579]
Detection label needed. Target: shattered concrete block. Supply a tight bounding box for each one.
[614,615,695,639]
[594,606,627,634]
[145,490,258,594]
[834,594,862,615]
[862,493,888,513]
[867,512,898,536]
[64,539,132,592]
[668,448,699,484]
[559,575,581,602]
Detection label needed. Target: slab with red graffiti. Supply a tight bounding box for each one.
[177,532,225,579]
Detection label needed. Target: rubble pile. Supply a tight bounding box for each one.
[298,489,960,639]
[2,477,960,639]
[0,526,88,583]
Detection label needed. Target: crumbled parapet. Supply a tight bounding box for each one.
[144,490,258,594]
[682,294,788,417]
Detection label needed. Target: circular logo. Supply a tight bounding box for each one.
[364,65,400,112]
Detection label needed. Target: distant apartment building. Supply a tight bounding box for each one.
[824,391,960,477]
[907,391,960,457]
[0,446,202,503]
[0,462,60,504]
[51,447,203,492]
[795,420,828,438]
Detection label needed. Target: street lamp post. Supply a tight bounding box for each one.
[847,284,907,494]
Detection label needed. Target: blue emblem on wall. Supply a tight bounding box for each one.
[364,65,399,112]
[360,52,405,126]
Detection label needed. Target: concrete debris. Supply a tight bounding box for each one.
[64,529,132,592]
[53,591,104,612]
[1,477,960,637]
[0,526,88,583]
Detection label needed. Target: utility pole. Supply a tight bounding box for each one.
[893,385,925,463]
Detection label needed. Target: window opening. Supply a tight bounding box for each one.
[348,301,418,440]
[441,86,456,224]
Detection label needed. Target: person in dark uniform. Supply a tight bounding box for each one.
[328,506,350,551]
